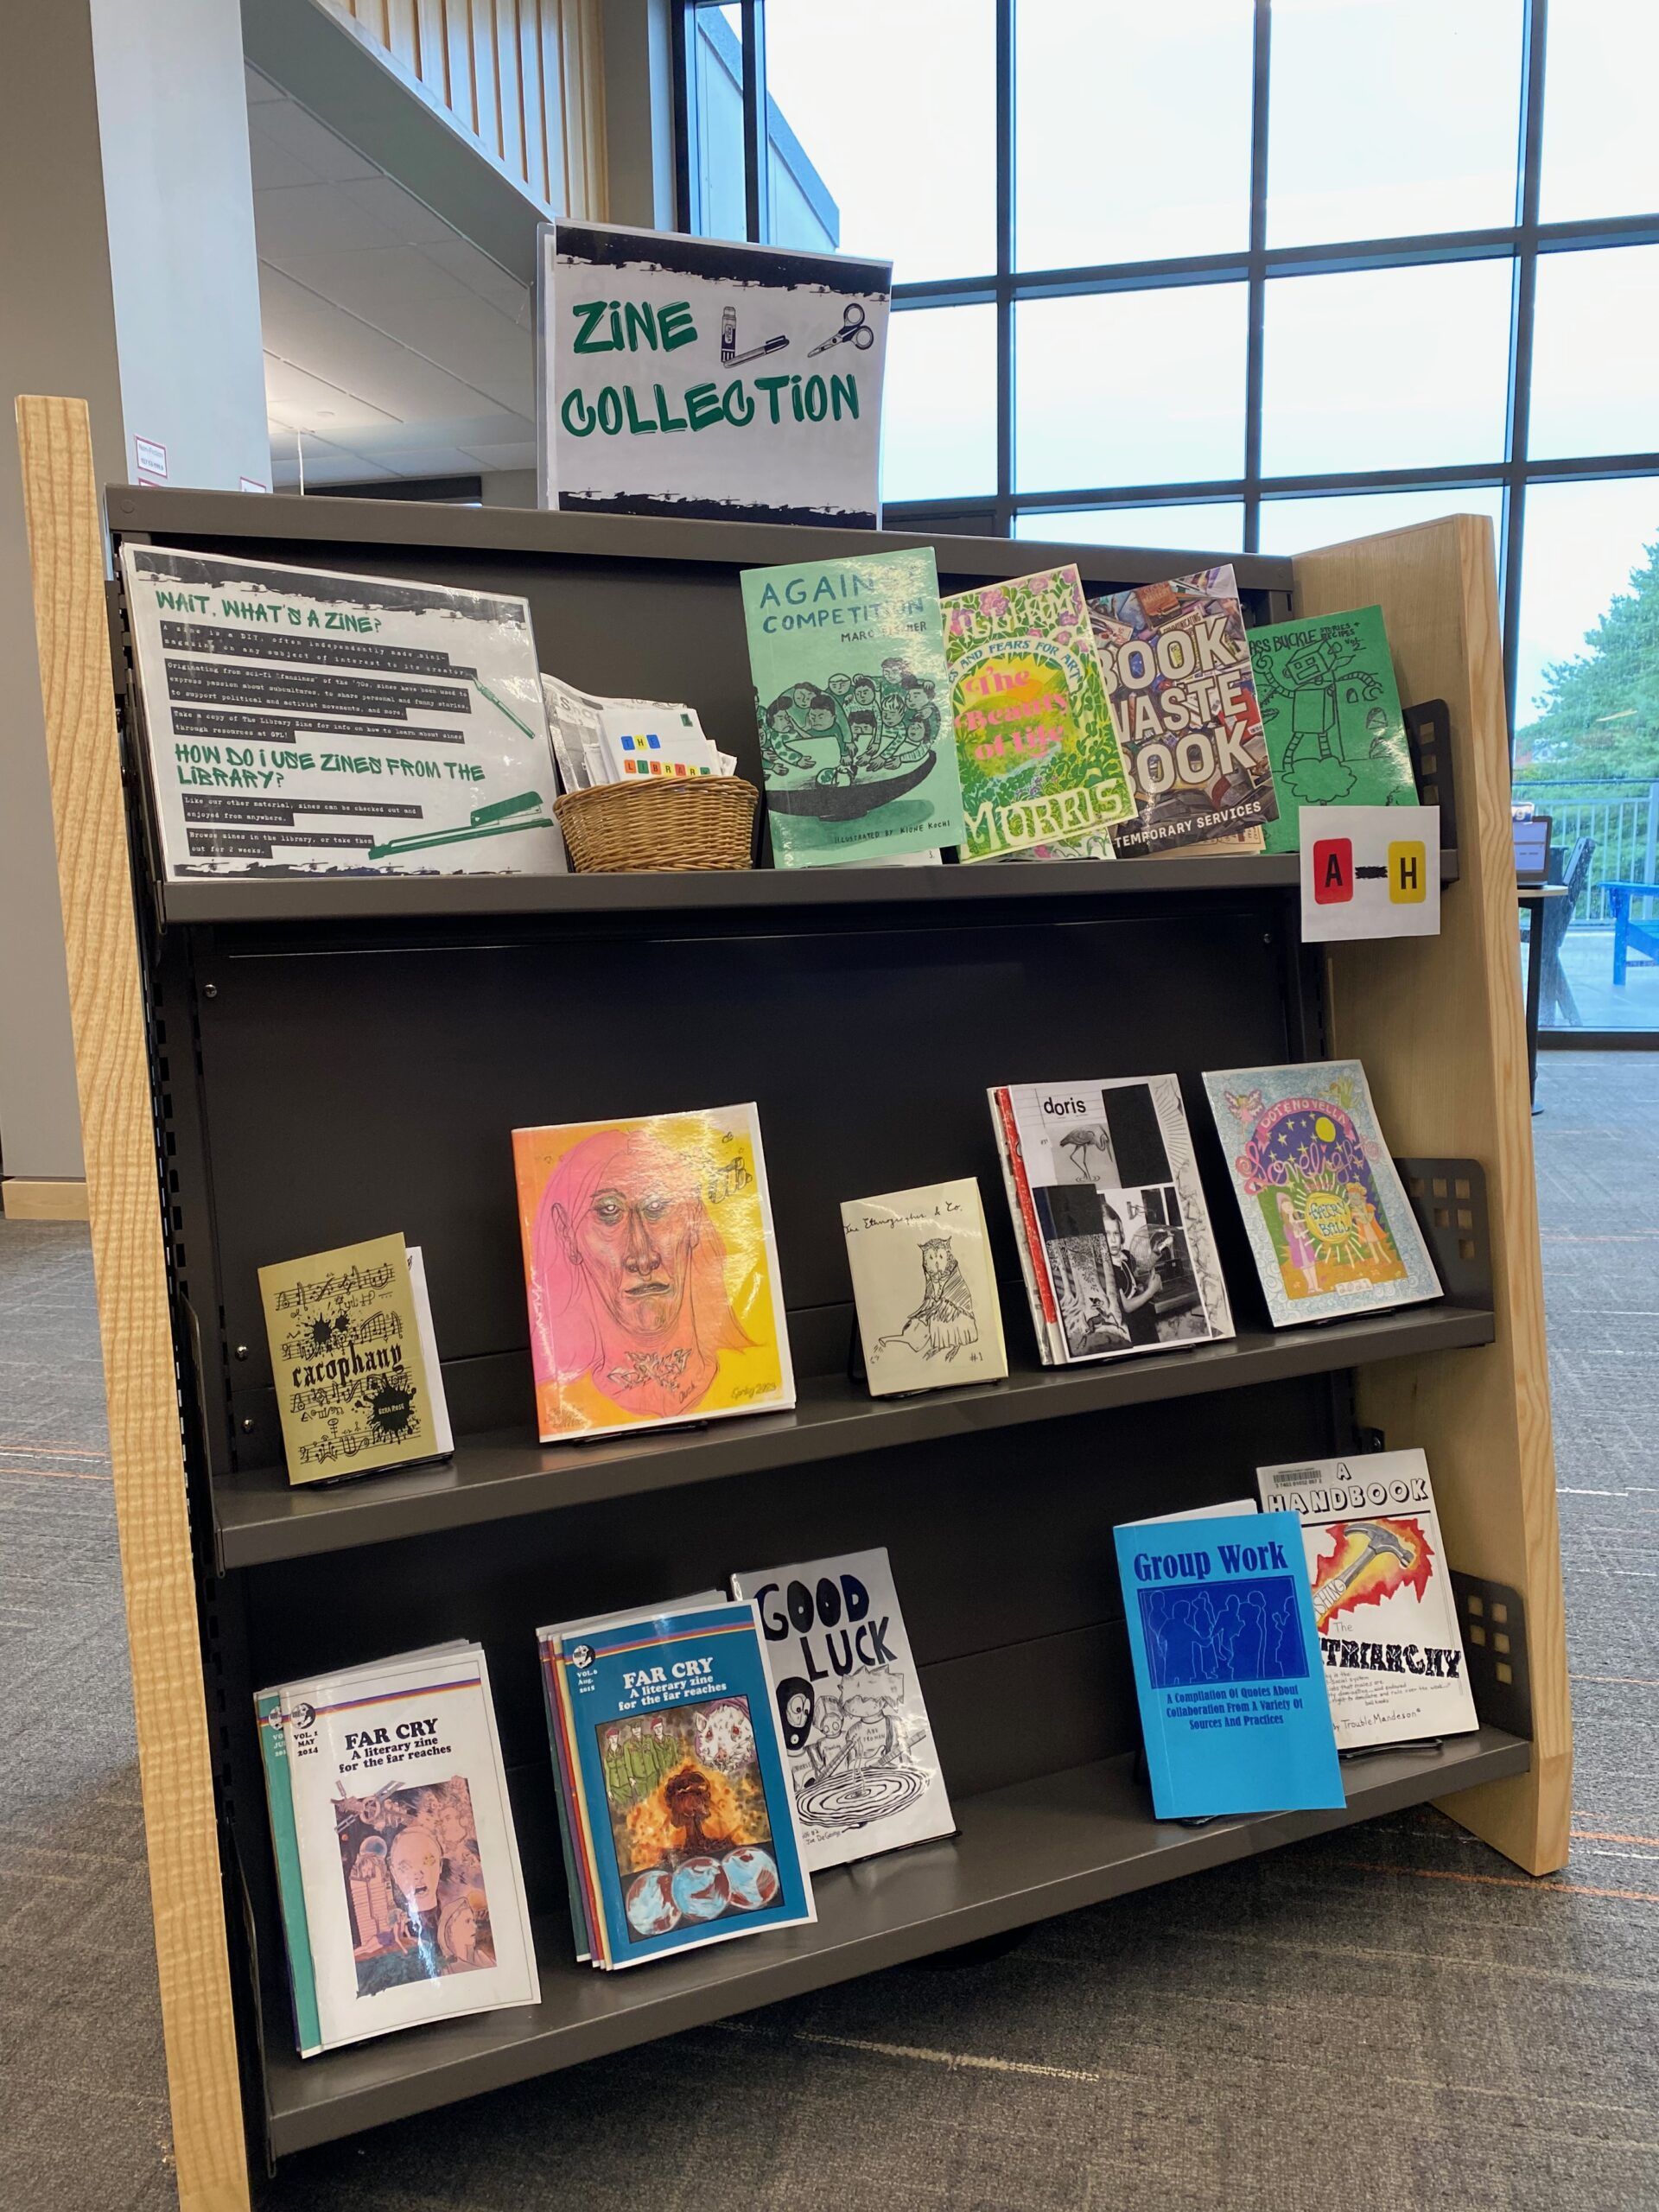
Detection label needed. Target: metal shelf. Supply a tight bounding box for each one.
[261,1725,1530,2155]
[162,849,1459,926]
[214,1299,1496,1568]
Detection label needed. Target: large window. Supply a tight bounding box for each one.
[679,0,1659,1034]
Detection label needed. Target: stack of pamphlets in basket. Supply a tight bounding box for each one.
[537,1596,816,1969]
[255,1642,538,2057]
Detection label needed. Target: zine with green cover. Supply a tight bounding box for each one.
[1251,606,1418,854]
[741,548,966,867]
[943,564,1137,861]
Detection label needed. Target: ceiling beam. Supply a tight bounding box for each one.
[240,0,551,286]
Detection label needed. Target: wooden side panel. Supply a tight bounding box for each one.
[16,397,250,2211]
[1294,515,1570,1875]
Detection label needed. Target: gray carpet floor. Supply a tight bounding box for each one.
[3,1051,1655,2211]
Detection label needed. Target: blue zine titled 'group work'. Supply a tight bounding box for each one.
[1115,1511,1344,1821]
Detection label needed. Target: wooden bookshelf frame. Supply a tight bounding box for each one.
[17,394,1568,2212]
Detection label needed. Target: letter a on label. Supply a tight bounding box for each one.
[1313,837,1354,903]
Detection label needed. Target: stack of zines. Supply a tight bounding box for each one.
[537,1596,817,1969]
[255,1642,538,2057]
[988,1073,1235,1366]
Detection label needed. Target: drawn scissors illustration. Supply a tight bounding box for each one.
[807,302,875,356]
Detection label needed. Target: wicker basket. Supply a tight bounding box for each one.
[554,775,759,873]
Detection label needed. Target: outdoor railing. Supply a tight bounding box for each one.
[1513,779,1659,925]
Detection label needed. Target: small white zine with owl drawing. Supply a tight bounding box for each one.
[732,1547,956,1874]
[840,1177,1007,1396]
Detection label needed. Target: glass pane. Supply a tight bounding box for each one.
[1541,1,1659,221]
[880,304,998,504]
[1528,246,1659,462]
[1014,2,1252,269]
[689,6,747,243]
[762,0,997,283]
[1268,0,1524,246]
[1014,503,1245,552]
[1257,485,1505,556]
[1516,479,1659,1032]
[1015,287,1248,493]
[1262,260,1512,476]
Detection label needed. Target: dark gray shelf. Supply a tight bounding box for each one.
[108,480,1297,592]
[214,1299,1496,1568]
[262,1725,1530,2155]
[162,848,1459,926]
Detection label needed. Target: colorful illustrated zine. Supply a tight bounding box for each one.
[741,547,966,867]
[841,1178,1007,1395]
[1089,567,1275,855]
[942,563,1136,861]
[1251,606,1417,855]
[256,1644,538,2055]
[732,1547,954,1874]
[1256,1448,1478,1749]
[512,1104,794,1443]
[1203,1061,1440,1327]
[258,1233,451,1485]
[540,1599,815,1969]
[990,1076,1233,1366]
[121,543,563,880]
[1115,1510,1345,1819]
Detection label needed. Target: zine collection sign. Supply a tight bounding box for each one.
[537,221,891,527]
[1299,804,1441,942]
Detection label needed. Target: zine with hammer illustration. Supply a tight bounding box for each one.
[1256,1449,1478,1748]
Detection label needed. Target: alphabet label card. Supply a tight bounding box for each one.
[1300,804,1440,942]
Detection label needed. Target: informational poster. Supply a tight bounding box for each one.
[120,545,565,880]
[537,221,891,526]
[1299,803,1440,942]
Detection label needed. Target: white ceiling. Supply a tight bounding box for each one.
[247,63,537,487]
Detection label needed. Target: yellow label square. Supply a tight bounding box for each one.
[1388,840,1427,903]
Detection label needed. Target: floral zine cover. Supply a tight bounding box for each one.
[943,564,1136,861]
[1203,1060,1440,1328]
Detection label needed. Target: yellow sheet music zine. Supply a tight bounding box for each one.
[259,1233,438,1484]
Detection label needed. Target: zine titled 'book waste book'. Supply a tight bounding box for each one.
[540,1600,815,1969]
[1203,1060,1440,1328]
[1089,567,1274,855]
[120,544,563,880]
[256,1644,538,2056]
[1256,1448,1477,1749]
[512,1104,794,1443]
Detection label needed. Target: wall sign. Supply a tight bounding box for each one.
[120,544,565,881]
[537,221,892,527]
[1299,803,1440,942]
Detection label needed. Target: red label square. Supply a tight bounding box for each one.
[1313,836,1354,902]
